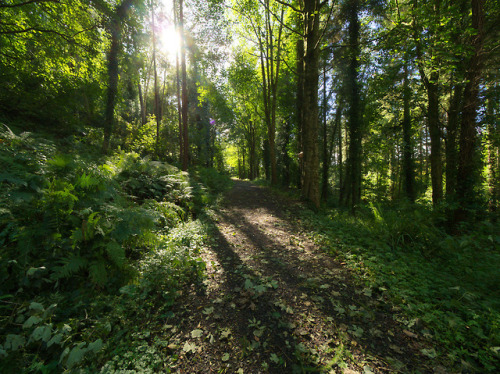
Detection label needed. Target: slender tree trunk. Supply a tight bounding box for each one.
[152,7,160,157]
[102,0,135,153]
[103,20,120,153]
[338,115,343,204]
[427,75,443,205]
[456,0,485,215]
[138,81,146,125]
[321,67,328,201]
[486,90,499,212]
[179,0,189,170]
[345,0,362,210]
[301,0,321,208]
[282,120,291,187]
[402,60,415,202]
[412,0,443,205]
[296,38,305,189]
[445,83,463,201]
[173,0,183,164]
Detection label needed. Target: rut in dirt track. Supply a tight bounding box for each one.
[167,180,431,374]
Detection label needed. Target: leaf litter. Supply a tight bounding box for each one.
[155,181,436,373]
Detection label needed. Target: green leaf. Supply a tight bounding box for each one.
[270,353,280,364]
[244,279,254,289]
[47,334,63,347]
[88,339,103,353]
[421,348,437,358]
[4,334,25,351]
[66,344,87,369]
[106,241,125,268]
[30,325,52,342]
[253,329,264,337]
[23,315,42,328]
[29,302,44,312]
[202,306,214,315]
[222,352,230,361]
[89,261,107,286]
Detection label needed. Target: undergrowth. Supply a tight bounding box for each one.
[297,202,500,372]
[0,125,231,372]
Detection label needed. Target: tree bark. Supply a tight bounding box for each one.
[402,60,415,202]
[456,0,485,215]
[427,74,443,205]
[102,0,135,153]
[173,0,183,164]
[344,0,362,210]
[445,83,463,202]
[301,0,321,208]
[179,0,189,170]
[151,7,160,157]
[296,38,305,189]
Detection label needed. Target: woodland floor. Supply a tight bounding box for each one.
[158,181,437,373]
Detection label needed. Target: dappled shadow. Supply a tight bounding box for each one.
[168,181,431,373]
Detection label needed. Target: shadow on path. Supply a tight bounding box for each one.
[169,181,431,373]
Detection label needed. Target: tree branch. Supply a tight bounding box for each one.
[273,0,302,14]
[0,0,61,8]
[257,0,304,38]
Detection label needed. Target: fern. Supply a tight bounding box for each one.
[105,241,125,268]
[53,256,88,280]
[89,261,107,286]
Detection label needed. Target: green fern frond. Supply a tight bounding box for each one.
[105,241,125,268]
[89,260,107,286]
[53,256,88,280]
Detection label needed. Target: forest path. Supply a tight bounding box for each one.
[166,181,431,373]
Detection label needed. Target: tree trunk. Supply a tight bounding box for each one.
[296,38,304,189]
[102,0,135,153]
[173,0,183,164]
[138,81,146,125]
[445,83,463,202]
[103,19,120,153]
[179,0,189,170]
[151,7,160,157]
[321,65,329,201]
[456,0,485,215]
[344,0,362,210]
[402,60,415,202]
[301,0,321,208]
[427,76,443,205]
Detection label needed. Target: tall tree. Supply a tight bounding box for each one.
[342,0,362,209]
[299,0,324,208]
[179,0,189,170]
[402,59,415,201]
[411,0,443,205]
[456,0,486,216]
[103,0,139,153]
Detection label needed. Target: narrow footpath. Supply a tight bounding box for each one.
[164,181,432,373]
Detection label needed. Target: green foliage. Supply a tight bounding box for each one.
[298,203,500,371]
[0,125,229,372]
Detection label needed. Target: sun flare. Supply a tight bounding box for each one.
[158,25,181,64]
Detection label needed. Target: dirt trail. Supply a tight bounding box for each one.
[166,181,431,373]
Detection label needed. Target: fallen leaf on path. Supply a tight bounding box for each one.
[191,329,203,338]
